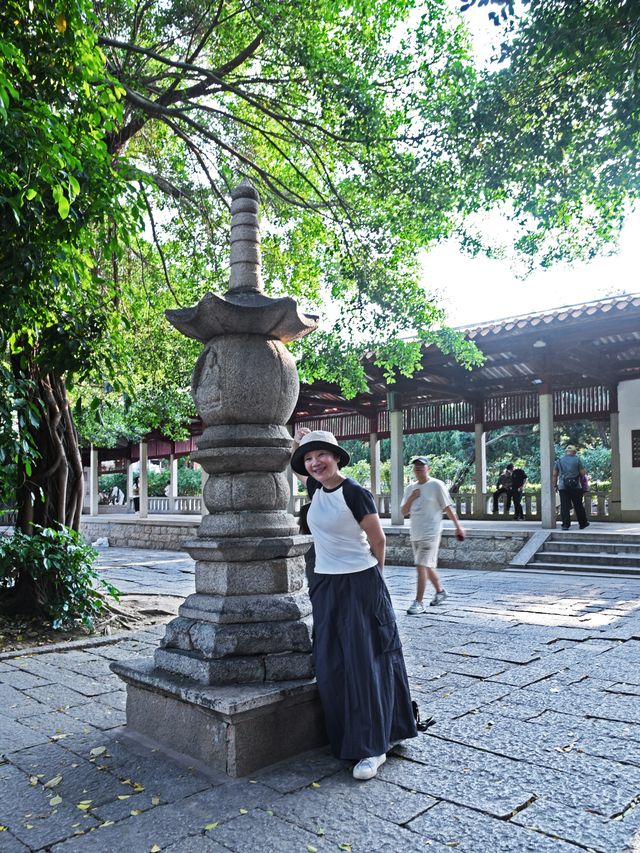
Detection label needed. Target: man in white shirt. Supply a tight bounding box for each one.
[401,457,466,615]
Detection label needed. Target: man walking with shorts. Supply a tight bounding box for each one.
[401,457,466,615]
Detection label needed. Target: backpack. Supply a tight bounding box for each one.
[558,458,581,491]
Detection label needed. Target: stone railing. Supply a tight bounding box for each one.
[147,496,203,513]
[293,490,612,521]
[84,489,613,521]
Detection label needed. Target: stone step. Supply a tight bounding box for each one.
[542,540,640,556]
[533,550,640,568]
[547,532,640,545]
[528,560,640,578]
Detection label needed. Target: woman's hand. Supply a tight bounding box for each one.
[360,513,385,571]
[293,427,310,445]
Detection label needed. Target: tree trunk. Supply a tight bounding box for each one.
[2,361,84,617]
[13,360,84,534]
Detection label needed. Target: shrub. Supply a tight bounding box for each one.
[99,473,127,494]
[0,525,120,630]
[147,471,169,497]
[178,467,202,496]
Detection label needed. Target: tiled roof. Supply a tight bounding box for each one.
[460,293,640,339]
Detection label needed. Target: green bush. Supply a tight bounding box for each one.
[178,467,203,496]
[147,471,169,497]
[99,473,127,494]
[0,525,120,630]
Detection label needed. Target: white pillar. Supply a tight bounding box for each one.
[390,409,404,525]
[139,441,149,519]
[539,389,556,529]
[126,460,134,512]
[89,446,99,517]
[473,422,487,518]
[201,464,209,517]
[287,425,296,514]
[609,408,622,521]
[169,454,178,512]
[369,431,381,496]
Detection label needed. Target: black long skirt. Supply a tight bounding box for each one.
[309,565,418,760]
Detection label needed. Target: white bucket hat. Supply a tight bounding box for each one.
[291,430,350,475]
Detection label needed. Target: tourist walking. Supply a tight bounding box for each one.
[401,456,466,615]
[291,428,417,781]
[553,445,589,530]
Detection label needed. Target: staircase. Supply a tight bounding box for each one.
[524,531,640,578]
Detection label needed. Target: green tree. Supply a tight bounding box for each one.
[0,0,142,541]
[93,0,484,398]
[461,0,640,267]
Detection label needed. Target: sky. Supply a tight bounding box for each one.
[421,209,640,329]
[417,3,640,329]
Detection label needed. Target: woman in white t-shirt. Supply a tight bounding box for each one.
[291,428,417,781]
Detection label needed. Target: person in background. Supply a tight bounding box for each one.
[291,428,417,782]
[510,465,528,520]
[492,463,514,514]
[132,477,140,513]
[553,444,589,531]
[402,456,466,615]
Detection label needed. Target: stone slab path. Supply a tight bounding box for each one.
[2,549,640,852]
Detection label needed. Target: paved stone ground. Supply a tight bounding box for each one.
[2,548,640,852]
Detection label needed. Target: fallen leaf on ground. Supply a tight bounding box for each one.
[44,775,63,788]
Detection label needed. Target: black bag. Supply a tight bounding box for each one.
[298,501,311,535]
[563,476,581,490]
[412,700,435,732]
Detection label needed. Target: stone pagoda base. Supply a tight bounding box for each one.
[112,659,327,777]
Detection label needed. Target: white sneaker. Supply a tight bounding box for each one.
[406,600,425,615]
[353,753,386,781]
[430,590,447,606]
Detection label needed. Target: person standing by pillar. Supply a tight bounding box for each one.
[402,457,466,615]
[492,463,514,514]
[291,429,417,781]
[553,445,589,531]
[510,465,528,520]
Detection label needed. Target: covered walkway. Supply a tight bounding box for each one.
[81,294,640,528]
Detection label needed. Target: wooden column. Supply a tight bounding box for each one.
[89,446,99,517]
[168,454,178,513]
[139,441,149,519]
[609,384,622,521]
[200,464,209,517]
[473,405,487,518]
[286,424,296,514]
[388,393,404,525]
[369,426,381,497]
[539,385,556,529]
[126,461,134,513]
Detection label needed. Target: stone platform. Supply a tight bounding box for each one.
[3,552,640,851]
[112,660,325,777]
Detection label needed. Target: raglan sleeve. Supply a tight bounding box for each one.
[342,479,377,522]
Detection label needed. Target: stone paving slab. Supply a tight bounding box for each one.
[2,550,640,851]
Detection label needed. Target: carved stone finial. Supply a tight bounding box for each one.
[228,179,262,293]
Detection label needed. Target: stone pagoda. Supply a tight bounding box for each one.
[112,180,325,776]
